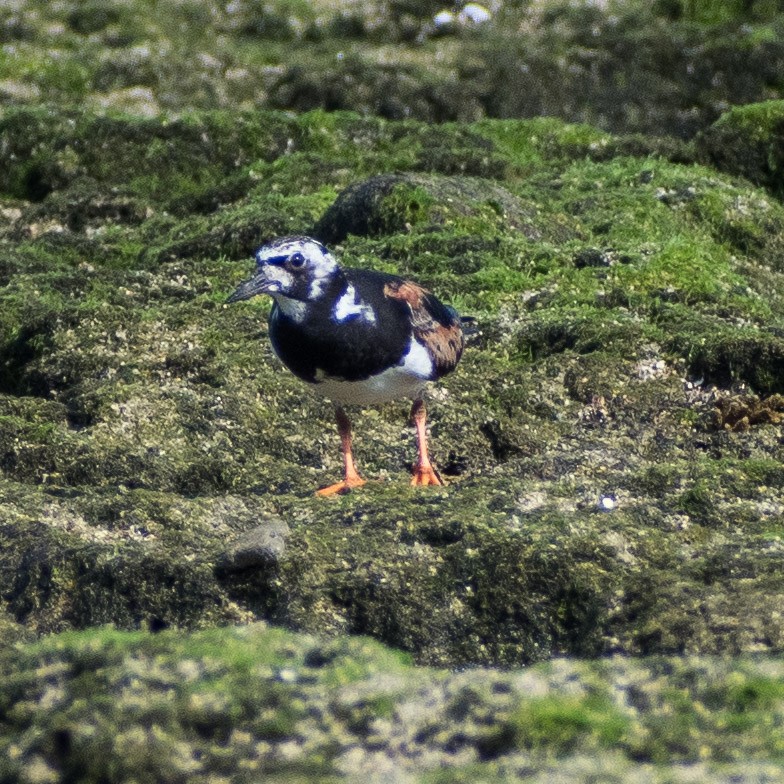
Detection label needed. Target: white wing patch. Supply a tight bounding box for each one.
[332,284,376,324]
[400,338,433,377]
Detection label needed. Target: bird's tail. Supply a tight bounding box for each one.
[460,315,479,336]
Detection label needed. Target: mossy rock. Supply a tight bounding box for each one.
[313,172,574,244]
[696,100,784,200]
[2,625,784,782]
[2,108,784,669]
[268,55,485,123]
[0,107,296,205]
[661,307,784,393]
[0,481,254,633]
[2,1,784,138]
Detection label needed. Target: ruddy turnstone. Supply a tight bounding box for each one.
[227,235,464,495]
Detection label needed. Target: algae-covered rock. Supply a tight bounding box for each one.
[2,107,784,668]
[313,172,565,243]
[1,625,784,783]
[217,516,290,572]
[697,100,784,199]
[0,18,784,783]
[3,1,784,137]
[4,6,784,779]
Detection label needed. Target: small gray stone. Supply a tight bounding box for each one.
[218,518,290,572]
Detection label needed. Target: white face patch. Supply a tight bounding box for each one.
[255,238,334,267]
[332,284,377,324]
[261,264,294,292]
[254,237,339,303]
[307,250,340,299]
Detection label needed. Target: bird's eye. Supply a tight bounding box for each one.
[288,252,306,270]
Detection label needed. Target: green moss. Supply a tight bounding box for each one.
[697,100,784,199]
[475,117,613,171]
[708,99,784,144]
[661,307,784,393]
[4,627,784,780]
[3,0,784,139]
[0,624,415,781]
[676,479,717,520]
[623,662,784,764]
[0,107,297,205]
[659,0,781,24]
[4,105,784,672]
[509,692,630,755]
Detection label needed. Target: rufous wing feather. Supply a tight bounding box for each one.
[384,280,464,377]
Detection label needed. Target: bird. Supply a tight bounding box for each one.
[227,235,464,496]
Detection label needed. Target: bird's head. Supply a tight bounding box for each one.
[227,236,341,305]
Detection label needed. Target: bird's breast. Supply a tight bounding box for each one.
[269,302,413,384]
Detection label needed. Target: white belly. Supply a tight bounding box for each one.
[311,338,433,405]
[314,368,427,405]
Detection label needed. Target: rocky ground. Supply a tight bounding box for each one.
[3,624,784,783]
[2,0,784,781]
[2,0,784,135]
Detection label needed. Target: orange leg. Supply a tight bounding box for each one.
[316,406,367,496]
[410,398,444,487]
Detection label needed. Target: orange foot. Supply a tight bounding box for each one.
[411,464,444,487]
[316,475,367,497]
